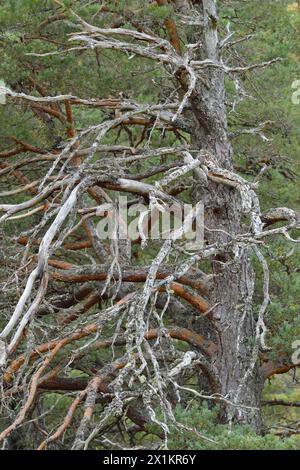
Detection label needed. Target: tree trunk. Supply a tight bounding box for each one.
[190,0,263,432]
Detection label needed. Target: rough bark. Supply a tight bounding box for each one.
[190,0,263,431]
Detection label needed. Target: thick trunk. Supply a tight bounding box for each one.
[190,0,263,431]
